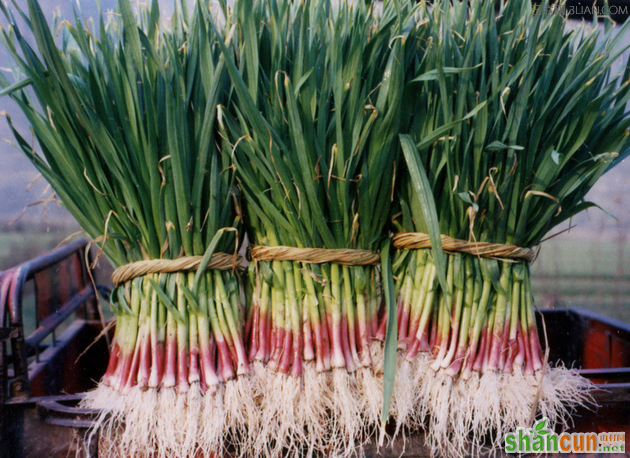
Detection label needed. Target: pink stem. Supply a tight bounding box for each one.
[270,327,286,369]
[245,301,255,342]
[103,342,120,386]
[255,310,269,362]
[216,336,235,380]
[233,336,251,376]
[340,315,356,372]
[498,322,510,372]
[399,300,409,342]
[123,332,143,393]
[312,313,325,372]
[214,336,223,382]
[472,327,487,373]
[406,337,420,361]
[420,332,430,352]
[348,313,360,366]
[370,297,379,339]
[429,319,439,358]
[504,338,517,374]
[270,322,278,359]
[406,310,422,348]
[292,327,303,377]
[303,307,314,362]
[445,344,466,376]
[321,311,332,370]
[138,329,151,389]
[248,304,260,362]
[487,319,509,372]
[357,313,372,367]
[279,327,293,374]
[200,337,219,389]
[514,327,525,370]
[375,313,387,341]
[189,347,200,383]
[441,307,460,368]
[114,348,133,392]
[522,326,534,375]
[177,346,190,393]
[529,326,543,372]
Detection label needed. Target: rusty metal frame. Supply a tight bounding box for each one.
[0,240,109,458]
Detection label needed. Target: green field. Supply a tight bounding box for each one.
[530,237,630,323]
[0,229,81,270]
[531,238,630,279]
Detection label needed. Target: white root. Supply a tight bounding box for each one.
[397,361,594,458]
[253,369,301,457]
[357,366,383,430]
[199,385,226,456]
[119,386,158,457]
[450,374,477,455]
[299,363,332,457]
[155,388,180,457]
[80,380,254,458]
[411,352,432,427]
[223,375,258,455]
[471,371,502,451]
[245,360,383,458]
[81,384,126,457]
[330,369,363,456]
[82,351,593,458]
[538,365,594,431]
[391,358,415,440]
[425,370,455,457]
[181,383,203,457]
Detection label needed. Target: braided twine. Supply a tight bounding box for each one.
[112,234,531,285]
[111,253,242,286]
[250,245,380,266]
[392,232,536,263]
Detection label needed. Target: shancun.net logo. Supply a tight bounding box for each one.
[505,418,626,453]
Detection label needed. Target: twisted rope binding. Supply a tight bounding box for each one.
[111,253,243,286]
[392,232,536,263]
[250,245,380,266]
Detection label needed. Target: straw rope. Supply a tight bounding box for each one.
[111,253,242,286]
[393,232,535,263]
[250,245,380,265]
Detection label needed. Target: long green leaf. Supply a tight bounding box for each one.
[400,134,448,292]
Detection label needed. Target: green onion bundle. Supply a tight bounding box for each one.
[389,0,630,454]
[0,0,254,456]
[214,0,424,454]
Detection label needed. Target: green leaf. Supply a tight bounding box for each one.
[551,149,562,165]
[260,262,274,285]
[380,238,397,426]
[0,77,33,97]
[148,278,185,324]
[116,287,134,315]
[192,228,230,293]
[179,282,202,315]
[400,134,448,293]
[409,63,483,83]
[486,140,524,151]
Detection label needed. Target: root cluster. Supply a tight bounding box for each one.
[82,254,593,458]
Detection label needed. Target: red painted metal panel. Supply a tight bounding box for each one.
[583,326,612,369]
[34,252,86,326]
